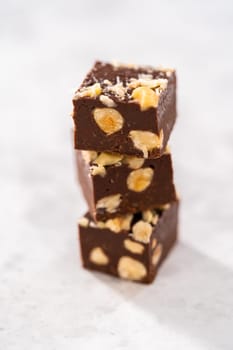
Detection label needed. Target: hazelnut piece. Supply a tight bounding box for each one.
[122,156,144,169]
[117,256,147,281]
[89,247,109,265]
[96,194,122,213]
[127,167,154,192]
[131,86,159,110]
[93,108,124,135]
[132,220,153,243]
[94,152,123,167]
[152,244,163,266]
[123,239,145,254]
[129,130,164,158]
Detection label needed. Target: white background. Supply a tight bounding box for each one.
[1,1,233,349]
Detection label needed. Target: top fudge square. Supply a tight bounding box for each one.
[72,61,176,158]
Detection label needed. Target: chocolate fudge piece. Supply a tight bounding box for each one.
[76,148,177,221]
[78,201,179,284]
[72,61,176,158]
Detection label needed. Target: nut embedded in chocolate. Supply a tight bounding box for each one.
[96,193,122,214]
[127,167,154,192]
[117,256,147,281]
[76,149,177,221]
[123,239,145,254]
[131,220,153,243]
[78,201,179,283]
[89,247,109,265]
[93,108,124,135]
[152,244,163,266]
[131,86,159,111]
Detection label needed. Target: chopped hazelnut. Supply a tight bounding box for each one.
[129,130,164,158]
[99,95,117,108]
[93,108,124,135]
[96,194,122,213]
[142,210,159,225]
[123,239,144,254]
[74,83,102,99]
[132,220,153,244]
[78,217,89,227]
[128,77,168,90]
[131,86,159,110]
[93,152,123,167]
[89,247,109,265]
[122,156,144,169]
[90,165,106,177]
[127,167,154,192]
[142,210,153,223]
[117,256,147,281]
[152,244,163,266]
[97,214,133,233]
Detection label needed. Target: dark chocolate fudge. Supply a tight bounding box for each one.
[78,201,179,284]
[72,61,176,158]
[76,148,177,221]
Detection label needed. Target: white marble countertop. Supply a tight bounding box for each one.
[1,1,233,349]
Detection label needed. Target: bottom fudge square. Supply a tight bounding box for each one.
[78,201,179,284]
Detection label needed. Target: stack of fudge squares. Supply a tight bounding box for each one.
[72,61,179,284]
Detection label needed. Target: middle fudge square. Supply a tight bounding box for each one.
[72,61,176,158]
[76,148,177,221]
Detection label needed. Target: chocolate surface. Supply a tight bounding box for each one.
[78,201,179,284]
[72,61,176,158]
[76,149,177,221]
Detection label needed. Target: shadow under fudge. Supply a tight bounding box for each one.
[93,243,233,350]
[76,150,177,221]
[72,61,176,158]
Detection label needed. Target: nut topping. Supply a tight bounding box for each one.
[128,77,168,90]
[131,86,159,110]
[74,83,102,99]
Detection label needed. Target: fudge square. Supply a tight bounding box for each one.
[72,61,176,158]
[76,148,177,221]
[78,201,178,284]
